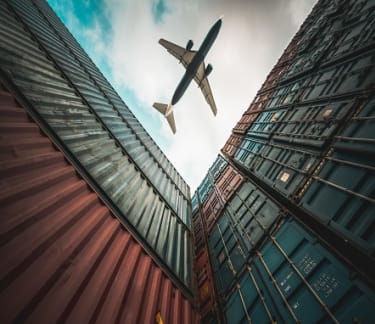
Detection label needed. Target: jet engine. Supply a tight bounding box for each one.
[186,40,194,51]
[205,64,213,77]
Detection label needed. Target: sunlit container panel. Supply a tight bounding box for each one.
[0,0,192,292]
[0,86,198,324]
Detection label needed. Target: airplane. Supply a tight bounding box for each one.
[153,17,222,133]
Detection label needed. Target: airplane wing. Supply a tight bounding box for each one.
[193,63,217,115]
[159,39,195,69]
[166,112,176,134]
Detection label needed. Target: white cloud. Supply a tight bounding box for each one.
[55,0,318,192]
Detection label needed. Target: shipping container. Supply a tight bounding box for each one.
[215,165,244,203]
[233,96,371,203]
[0,85,198,323]
[301,50,375,103]
[197,155,230,205]
[235,137,322,199]
[200,164,244,234]
[284,31,335,79]
[208,181,282,297]
[0,0,192,292]
[194,249,219,321]
[234,137,267,170]
[209,211,247,297]
[280,0,375,82]
[198,175,215,205]
[326,1,375,62]
[192,207,221,322]
[202,190,225,234]
[192,193,200,214]
[5,0,191,218]
[241,97,358,149]
[209,154,228,180]
[232,111,260,135]
[260,63,291,92]
[300,96,375,258]
[35,0,191,200]
[272,98,357,149]
[247,88,276,113]
[245,108,287,140]
[265,77,309,110]
[213,0,375,322]
[222,134,244,158]
[224,181,282,254]
[223,217,375,324]
[192,211,206,253]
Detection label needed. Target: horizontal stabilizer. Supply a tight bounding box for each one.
[153,102,168,115]
[166,112,176,134]
[152,102,176,134]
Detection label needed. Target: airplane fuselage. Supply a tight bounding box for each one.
[171,18,222,105]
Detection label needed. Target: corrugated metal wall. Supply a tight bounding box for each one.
[0,0,193,292]
[33,0,191,210]
[0,84,199,324]
[196,0,375,322]
[191,156,246,323]
[228,0,375,266]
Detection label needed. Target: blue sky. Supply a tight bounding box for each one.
[46,0,316,191]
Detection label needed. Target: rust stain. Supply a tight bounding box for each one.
[0,85,198,323]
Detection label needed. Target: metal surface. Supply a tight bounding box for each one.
[224,217,375,324]
[192,192,200,214]
[0,0,193,290]
[200,164,244,234]
[205,0,375,322]
[235,136,321,198]
[194,249,217,320]
[224,181,281,253]
[209,212,247,296]
[202,190,225,234]
[209,154,228,180]
[301,96,375,257]
[192,209,223,323]
[34,0,190,200]
[196,155,232,205]
[198,175,214,205]
[222,134,243,158]
[215,165,244,203]
[208,180,282,297]
[192,211,205,253]
[9,0,191,219]
[0,86,199,324]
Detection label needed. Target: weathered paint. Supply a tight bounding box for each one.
[215,165,244,202]
[0,0,193,290]
[0,85,199,323]
[222,134,243,158]
[224,217,375,324]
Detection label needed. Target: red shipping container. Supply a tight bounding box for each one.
[233,111,260,134]
[202,191,224,233]
[216,165,244,202]
[222,134,243,158]
[0,86,199,324]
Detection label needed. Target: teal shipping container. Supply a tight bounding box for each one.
[224,217,375,324]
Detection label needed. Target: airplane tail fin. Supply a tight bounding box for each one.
[153,102,169,115]
[153,102,176,134]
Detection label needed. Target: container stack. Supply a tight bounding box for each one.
[228,0,375,276]
[0,0,197,322]
[194,0,375,322]
[192,155,244,323]
[221,0,309,157]
[191,208,219,323]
